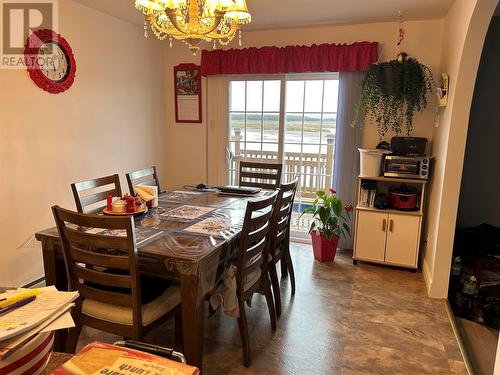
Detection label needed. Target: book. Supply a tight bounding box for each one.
[53,341,199,375]
[369,189,376,208]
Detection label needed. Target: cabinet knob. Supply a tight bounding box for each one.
[382,219,386,232]
[389,219,394,232]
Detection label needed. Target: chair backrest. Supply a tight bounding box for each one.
[52,206,142,327]
[239,162,282,190]
[71,174,122,214]
[236,190,279,293]
[126,166,161,195]
[268,178,299,258]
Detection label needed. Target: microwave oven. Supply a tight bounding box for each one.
[383,155,430,179]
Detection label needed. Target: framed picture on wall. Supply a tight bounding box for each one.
[174,64,202,123]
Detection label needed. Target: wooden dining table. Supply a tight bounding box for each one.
[35,189,258,373]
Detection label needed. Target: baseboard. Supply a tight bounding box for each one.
[445,301,475,375]
[422,258,433,295]
[23,276,45,288]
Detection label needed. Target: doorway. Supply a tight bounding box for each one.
[449,14,500,375]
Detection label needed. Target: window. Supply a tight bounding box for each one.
[227,74,339,235]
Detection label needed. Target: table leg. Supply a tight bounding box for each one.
[180,273,205,372]
[41,238,69,352]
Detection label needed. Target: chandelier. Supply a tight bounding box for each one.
[135,0,251,54]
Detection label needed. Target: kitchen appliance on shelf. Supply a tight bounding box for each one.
[383,155,430,179]
[390,137,428,156]
[382,137,431,179]
[388,184,419,211]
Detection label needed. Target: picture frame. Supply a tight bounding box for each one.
[174,64,202,123]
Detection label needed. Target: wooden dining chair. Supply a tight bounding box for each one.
[51,206,182,353]
[267,178,299,317]
[71,174,122,214]
[234,190,278,367]
[126,166,162,195]
[238,161,282,190]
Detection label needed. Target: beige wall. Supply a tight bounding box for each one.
[422,0,498,298]
[0,0,166,286]
[163,19,444,189]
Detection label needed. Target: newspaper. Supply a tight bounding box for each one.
[0,286,78,341]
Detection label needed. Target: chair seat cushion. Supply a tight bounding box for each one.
[82,286,180,326]
[244,269,262,292]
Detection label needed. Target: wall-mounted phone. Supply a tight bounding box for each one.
[437,73,449,107]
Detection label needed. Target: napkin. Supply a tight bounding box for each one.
[135,184,158,207]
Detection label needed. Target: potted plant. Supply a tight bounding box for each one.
[301,188,353,262]
[352,53,434,138]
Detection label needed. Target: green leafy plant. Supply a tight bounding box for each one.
[352,54,434,138]
[300,188,353,240]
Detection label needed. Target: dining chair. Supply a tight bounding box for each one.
[267,178,299,317]
[238,161,282,190]
[126,166,162,195]
[71,174,122,214]
[51,206,182,353]
[234,190,279,367]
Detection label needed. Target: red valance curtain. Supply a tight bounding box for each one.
[201,42,378,76]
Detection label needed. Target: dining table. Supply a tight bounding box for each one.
[35,189,262,373]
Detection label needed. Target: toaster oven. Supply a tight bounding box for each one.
[383,155,430,179]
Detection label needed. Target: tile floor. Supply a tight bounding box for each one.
[77,243,467,374]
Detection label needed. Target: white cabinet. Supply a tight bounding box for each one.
[353,176,426,270]
[385,214,421,267]
[354,210,421,268]
[354,211,387,263]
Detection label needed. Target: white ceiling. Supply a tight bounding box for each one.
[73,0,455,30]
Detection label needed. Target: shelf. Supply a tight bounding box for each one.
[356,205,423,217]
[358,175,427,185]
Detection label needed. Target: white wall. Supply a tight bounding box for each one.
[422,0,498,298]
[457,17,500,228]
[0,0,166,286]
[163,19,444,189]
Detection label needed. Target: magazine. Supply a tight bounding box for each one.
[53,341,199,375]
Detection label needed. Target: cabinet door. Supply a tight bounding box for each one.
[354,210,388,262]
[385,214,421,267]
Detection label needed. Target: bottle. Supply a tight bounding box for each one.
[106,195,113,211]
[448,256,462,306]
[451,257,462,275]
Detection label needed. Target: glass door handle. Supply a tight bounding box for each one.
[225,147,233,164]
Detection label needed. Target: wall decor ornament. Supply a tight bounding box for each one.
[24,29,76,94]
[174,64,202,123]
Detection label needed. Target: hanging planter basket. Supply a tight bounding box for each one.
[352,53,434,138]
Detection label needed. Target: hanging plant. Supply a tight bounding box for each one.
[352,53,434,138]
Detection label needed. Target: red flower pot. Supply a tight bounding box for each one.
[311,231,339,262]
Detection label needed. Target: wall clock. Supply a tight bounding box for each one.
[24,29,76,94]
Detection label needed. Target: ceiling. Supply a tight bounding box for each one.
[73,0,455,30]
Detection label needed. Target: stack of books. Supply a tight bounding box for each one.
[360,182,377,208]
[0,286,78,373]
[53,341,199,374]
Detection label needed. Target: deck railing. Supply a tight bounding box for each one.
[229,129,335,200]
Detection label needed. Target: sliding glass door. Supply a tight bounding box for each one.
[226,74,339,236]
[227,77,283,184]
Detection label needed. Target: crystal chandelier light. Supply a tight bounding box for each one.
[135,0,252,54]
